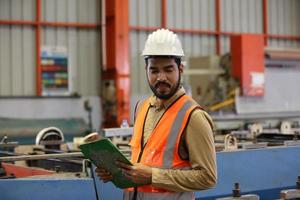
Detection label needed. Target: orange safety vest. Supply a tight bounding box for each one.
[124,95,199,199]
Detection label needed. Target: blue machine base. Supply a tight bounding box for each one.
[0,146,299,200]
[196,186,294,200]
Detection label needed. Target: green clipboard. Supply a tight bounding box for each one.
[79,138,141,189]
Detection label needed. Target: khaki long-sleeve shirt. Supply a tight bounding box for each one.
[139,87,217,192]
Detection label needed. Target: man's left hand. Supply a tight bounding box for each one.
[116,161,152,185]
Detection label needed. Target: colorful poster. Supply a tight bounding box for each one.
[41,46,70,96]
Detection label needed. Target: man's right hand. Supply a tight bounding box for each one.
[95,167,113,183]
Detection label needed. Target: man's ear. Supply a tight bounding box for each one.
[179,64,184,74]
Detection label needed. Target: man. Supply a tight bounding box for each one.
[96,29,217,200]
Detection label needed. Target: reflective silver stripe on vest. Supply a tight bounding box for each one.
[124,190,194,200]
[163,100,193,169]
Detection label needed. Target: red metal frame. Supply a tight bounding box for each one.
[161,0,167,28]
[129,0,300,56]
[262,0,268,46]
[36,0,42,96]
[130,26,220,36]
[0,20,100,29]
[131,26,300,39]
[40,22,99,28]
[103,0,130,127]
[0,20,37,26]
[169,28,218,36]
[215,0,221,55]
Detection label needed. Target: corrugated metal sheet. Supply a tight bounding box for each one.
[0,0,36,95]
[130,1,216,45]
[42,0,100,23]
[0,0,36,21]
[167,0,215,30]
[222,0,262,33]
[268,39,300,48]
[0,26,36,96]
[268,0,300,48]
[220,36,231,55]
[129,31,150,95]
[268,0,300,36]
[42,0,101,96]
[129,0,161,27]
[0,0,101,96]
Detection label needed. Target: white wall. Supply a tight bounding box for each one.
[0,96,102,131]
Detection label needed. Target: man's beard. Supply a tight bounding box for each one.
[149,75,181,100]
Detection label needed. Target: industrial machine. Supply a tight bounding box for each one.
[279,176,300,199]
[0,143,299,200]
[0,127,299,199]
[188,34,300,147]
[1,34,299,199]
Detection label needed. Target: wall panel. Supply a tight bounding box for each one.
[0,0,101,96]
[42,27,100,96]
[23,28,36,95]
[129,0,161,27]
[42,0,100,23]
[0,27,35,96]
[167,0,215,30]
[268,39,300,48]
[220,36,230,55]
[268,0,300,36]
[0,26,12,95]
[129,31,149,95]
[0,0,35,21]
[222,0,262,33]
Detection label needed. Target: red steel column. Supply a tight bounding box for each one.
[231,34,265,96]
[36,0,42,96]
[215,0,221,55]
[262,0,268,46]
[104,0,130,127]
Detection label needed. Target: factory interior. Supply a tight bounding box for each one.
[0,0,300,199]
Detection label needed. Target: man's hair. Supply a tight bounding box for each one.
[144,56,181,68]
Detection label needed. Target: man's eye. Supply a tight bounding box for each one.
[151,70,159,74]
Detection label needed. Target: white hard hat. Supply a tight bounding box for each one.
[142,29,184,57]
[35,127,65,145]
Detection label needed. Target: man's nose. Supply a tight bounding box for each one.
[157,71,167,81]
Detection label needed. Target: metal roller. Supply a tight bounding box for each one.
[249,123,263,139]
[224,134,238,151]
[280,121,292,134]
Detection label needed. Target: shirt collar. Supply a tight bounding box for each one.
[149,87,186,110]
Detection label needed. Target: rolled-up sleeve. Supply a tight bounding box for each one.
[152,109,217,192]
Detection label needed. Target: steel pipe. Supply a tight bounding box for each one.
[0,152,83,162]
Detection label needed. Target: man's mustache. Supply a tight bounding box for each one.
[155,82,171,88]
